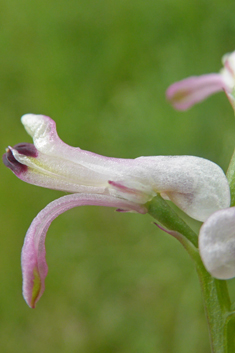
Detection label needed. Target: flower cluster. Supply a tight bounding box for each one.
[167,50,235,281]
[3,114,231,307]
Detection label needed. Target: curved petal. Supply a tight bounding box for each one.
[21,194,147,308]
[166,74,225,110]
[199,207,235,279]
[21,114,132,170]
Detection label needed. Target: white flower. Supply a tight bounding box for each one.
[3,114,230,307]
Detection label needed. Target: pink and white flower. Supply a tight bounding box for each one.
[166,51,235,110]
[3,114,230,307]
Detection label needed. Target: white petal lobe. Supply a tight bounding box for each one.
[199,207,235,279]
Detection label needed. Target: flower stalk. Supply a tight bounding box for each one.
[196,259,231,353]
[146,194,198,247]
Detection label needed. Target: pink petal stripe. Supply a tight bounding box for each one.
[21,194,147,308]
[166,74,225,110]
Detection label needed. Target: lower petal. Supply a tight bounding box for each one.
[21,194,147,308]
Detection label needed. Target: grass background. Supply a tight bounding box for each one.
[1,0,235,352]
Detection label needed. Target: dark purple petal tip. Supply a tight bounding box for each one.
[13,143,38,157]
[3,143,38,175]
[3,147,28,175]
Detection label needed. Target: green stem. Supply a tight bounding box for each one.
[226,149,235,351]
[225,313,235,352]
[226,148,235,206]
[146,195,234,353]
[196,256,231,353]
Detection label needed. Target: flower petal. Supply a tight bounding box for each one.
[21,114,132,171]
[21,193,147,308]
[10,146,109,194]
[199,207,235,279]
[17,114,153,202]
[221,51,235,89]
[166,74,225,110]
[134,155,230,222]
[4,115,230,221]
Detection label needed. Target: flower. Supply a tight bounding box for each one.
[3,114,230,307]
[166,51,235,110]
[199,207,235,280]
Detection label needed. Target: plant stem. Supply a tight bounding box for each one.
[226,148,235,206]
[195,255,231,353]
[146,195,234,353]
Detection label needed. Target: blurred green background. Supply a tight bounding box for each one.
[1,0,235,352]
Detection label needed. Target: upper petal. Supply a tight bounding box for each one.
[21,114,132,173]
[199,207,235,279]
[21,193,147,308]
[4,114,230,221]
